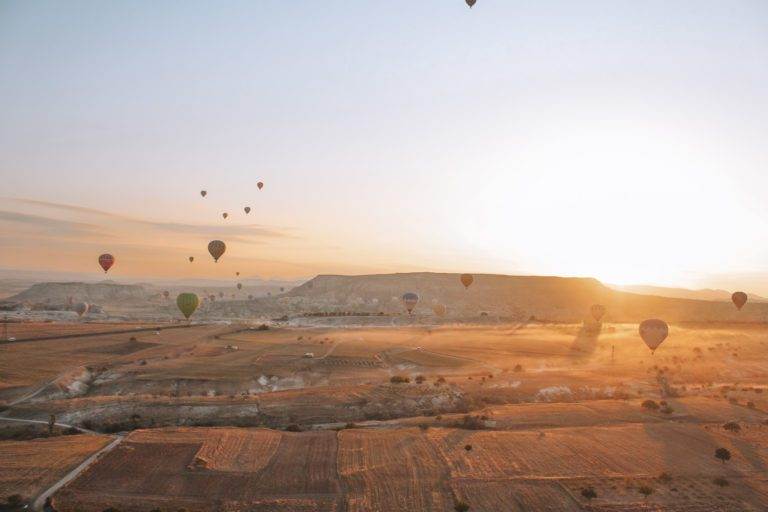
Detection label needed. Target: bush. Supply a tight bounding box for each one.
[713,477,729,487]
[464,444,472,451]
[390,375,410,384]
[454,501,470,512]
[660,405,674,415]
[415,375,426,384]
[5,495,23,507]
[513,364,523,373]
[746,401,755,409]
[723,421,741,433]
[638,486,654,498]
[129,336,137,342]
[257,324,270,330]
[285,424,302,432]
[658,472,673,484]
[581,487,597,500]
[715,447,731,463]
[641,400,659,411]
[418,423,430,431]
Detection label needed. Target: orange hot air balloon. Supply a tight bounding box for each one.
[200,190,207,198]
[590,304,606,322]
[222,212,229,220]
[237,283,243,290]
[460,274,474,289]
[432,304,446,317]
[236,272,240,277]
[639,319,668,354]
[402,292,419,314]
[257,182,264,190]
[208,240,226,262]
[244,206,251,214]
[189,256,194,263]
[98,254,114,273]
[731,292,747,310]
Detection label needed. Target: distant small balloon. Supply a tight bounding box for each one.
[222,212,228,220]
[98,254,114,273]
[189,256,194,263]
[257,182,264,190]
[432,304,446,317]
[280,287,284,292]
[176,293,199,319]
[402,292,419,314]
[460,274,474,289]
[200,190,207,198]
[208,240,226,262]
[163,290,170,299]
[590,304,606,322]
[639,319,668,353]
[236,272,240,277]
[466,0,476,7]
[731,291,747,310]
[237,283,243,290]
[244,206,251,214]
[219,292,224,298]
[248,294,253,300]
[74,302,89,317]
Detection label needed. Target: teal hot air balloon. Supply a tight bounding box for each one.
[176,293,199,319]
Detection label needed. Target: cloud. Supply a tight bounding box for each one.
[0,210,104,237]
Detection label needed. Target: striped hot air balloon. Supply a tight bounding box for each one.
[98,254,114,273]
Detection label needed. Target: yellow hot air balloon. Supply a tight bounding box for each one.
[176,293,199,319]
[731,292,747,310]
[208,240,226,262]
[460,274,474,289]
[590,304,606,322]
[639,319,668,354]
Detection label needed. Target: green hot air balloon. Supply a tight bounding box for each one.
[176,293,199,320]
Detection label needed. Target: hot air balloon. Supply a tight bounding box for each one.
[74,302,89,317]
[590,304,606,322]
[639,319,668,354]
[219,292,224,298]
[280,287,284,292]
[460,274,474,289]
[98,254,114,273]
[222,212,228,220]
[209,294,216,302]
[163,290,170,299]
[188,256,194,263]
[237,283,243,290]
[432,304,446,317]
[244,206,251,214]
[257,182,264,190]
[176,293,199,320]
[402,292,419,314]
[466,0,476,7]
[236,272,240,277]
[248,294,253,300]
[200,190,207,198]
[208,240,226,262]
[732,292,747,310]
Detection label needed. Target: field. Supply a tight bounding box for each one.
[0,320,766,510]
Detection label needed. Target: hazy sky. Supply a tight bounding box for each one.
[2,1,768,291]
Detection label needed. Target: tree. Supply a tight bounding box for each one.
[47,414,56,435]
[657,472,673,484]
[464,444,473,451]
[722,421,741,433]
[715,447,731,464]
[6,495,23,507]
[641,400,659,411]
[713,477,729,487]
[581,487,597,500]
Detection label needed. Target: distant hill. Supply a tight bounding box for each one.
[8,281,150,304]
[285,272,768,323]
[610,284,768,303]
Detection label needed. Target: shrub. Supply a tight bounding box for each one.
[746,401,755,409]
[390,375,410,384]
[415,375,426,384]
[715,447,731,463]
[129,336,137,342]
[638,486,654,498]
[641,400,659,411]
[454,501,470,512]
[713,477,729,487]
[257,324,269,330]
[660,405,674,415]
[285,424,302,432]
[581,487,597,500]
[513,364,523,373]
[418,423,430,431]
[464,444,472,451]
[658,472,673,484]
[6,495,24,507]
[723,421,741,433]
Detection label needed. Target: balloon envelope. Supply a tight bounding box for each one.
[257,182,264,190]
[208,240,226,262]
[732,291,747,310]
[222,212,228,219]
[74,302,89,317]
[402,292,419,313]
[98,254,114,273]
[163,291,170,298]
[237,283,242,290]
[466,0,476,7]
[244,206,251,214]
[460,274,474,289]
[590,304,606,322]
[432,304,446,317]
[188,256,194,263]
[200,190,207,197]
[639,319,668,352]
[176,293,199,319]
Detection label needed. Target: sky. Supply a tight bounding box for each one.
[1,1,768,291]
